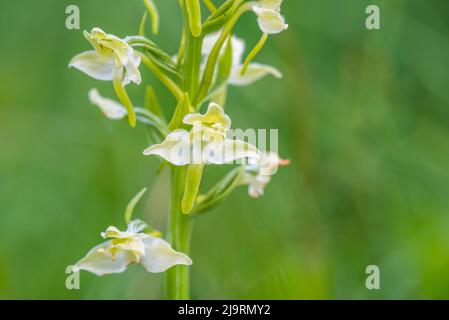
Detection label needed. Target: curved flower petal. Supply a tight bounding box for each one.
[72,28,141,86]
[88,89,127,120]
[75,241,133,276]
[183,103,231,130]
[88,28,131,65]
[253,6,288,34]
[123,55,142,86]
[248,175,271,198]
[143,129,191,166]
[140,237,192,273]
[69,50,118,81]
[203,139,260,164]
[229,63,282,86]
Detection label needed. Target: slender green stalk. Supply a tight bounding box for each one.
[138,52,184,101]
[194,1,252,106]
[203,0,217,13]
[241,32,268,75]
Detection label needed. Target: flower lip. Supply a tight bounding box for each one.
[143,103,261,166]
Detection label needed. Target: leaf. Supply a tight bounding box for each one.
[124,187,147,224]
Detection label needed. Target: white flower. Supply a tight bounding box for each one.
[88,88,127,120]
[74,220,192,276]
[202,32,282,86]
[241,152,290,198]
[69,27,141,86]
[252,0,288,34]
[143,103,260,165]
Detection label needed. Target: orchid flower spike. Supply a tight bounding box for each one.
[252,0,288,34]
[74,219,192,276]
[69,27,141,86]
[202,32,282,86]
[143,103,260,165]
[241,151,290,198]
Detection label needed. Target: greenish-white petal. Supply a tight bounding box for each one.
[143,129,191,166]
[126,219,148,234]
[248,174,271,198]
[140,237,192,273]
[75,241,133,276]
[122,54,142,86]
[88,88,127,120]
[69,50,118,81]
[253,6,288,34]
[229,63,282,86]
[203,139,260,164]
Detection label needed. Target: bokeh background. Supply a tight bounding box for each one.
[1,0,449,299]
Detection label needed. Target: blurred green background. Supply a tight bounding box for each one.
[1,0,449,299]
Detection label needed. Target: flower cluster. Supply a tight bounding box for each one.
[69,0,290,293]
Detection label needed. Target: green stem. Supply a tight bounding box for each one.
[183,31,203,99]
[166,166,192,300]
